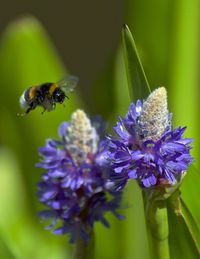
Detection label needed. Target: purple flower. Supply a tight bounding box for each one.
[36,110,123,243]
[108,87,193,190]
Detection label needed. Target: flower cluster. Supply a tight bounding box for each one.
[36,88,193,243]
[108,87,193,190]
[37,110,123,243]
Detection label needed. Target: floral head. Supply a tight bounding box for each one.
[36,109,123,243]
[108,87,193,190]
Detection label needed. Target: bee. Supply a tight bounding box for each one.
[18,75,78,116]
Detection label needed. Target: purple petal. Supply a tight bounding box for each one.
[58,122,69,138]
[51,201,62,210]
[48,169,66,178]
[53,226,68,235]
[131,150,143,160]
[176,138,193,145]
[142,174,157,187]
[113,122,129,139]
[128,169,137,178]
[163,168,176,184]
[40,189,57,201]
[38,210,57,219]
[38,147,57,157]
[161,142,186,154]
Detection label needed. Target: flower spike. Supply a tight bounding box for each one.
[107,87,193,190]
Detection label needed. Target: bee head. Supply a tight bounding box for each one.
[53,88,66,103]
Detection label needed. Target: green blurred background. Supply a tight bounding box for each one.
[0,0,199,258]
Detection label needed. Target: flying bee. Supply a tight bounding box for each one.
[18,75,78,116]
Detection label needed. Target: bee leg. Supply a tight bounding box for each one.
[17,106,33,116]
[26,107,34,114]
[27,101,38,114]
[41,108,46,115]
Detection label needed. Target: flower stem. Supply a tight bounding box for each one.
[74,230,95,259]
[145,198,170,259]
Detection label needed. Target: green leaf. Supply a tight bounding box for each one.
[114,47,130,115]
[181,166,200,228]
[122,24,151,101]
[114,32,149,259]
[167,191,200,259]
[180,198,200,250]
[0,230,16,259]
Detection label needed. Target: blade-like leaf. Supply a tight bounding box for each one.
[167,191,200,259]
[118,27,150,259]
[181,166,200,227]
[122,24,151,101]
[180,198,200,250]
[0,231,16,259]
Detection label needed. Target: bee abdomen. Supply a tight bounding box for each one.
[26,86,37,101]
[48,83,58,96]
[19,91,28,108]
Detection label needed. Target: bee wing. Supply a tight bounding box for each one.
[57,75,79,94]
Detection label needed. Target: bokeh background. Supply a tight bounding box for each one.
[0,1,199,258]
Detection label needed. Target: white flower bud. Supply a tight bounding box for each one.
[65,109,99,164]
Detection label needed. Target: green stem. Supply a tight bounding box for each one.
[74,230,95,259]
[145,199,170,259]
